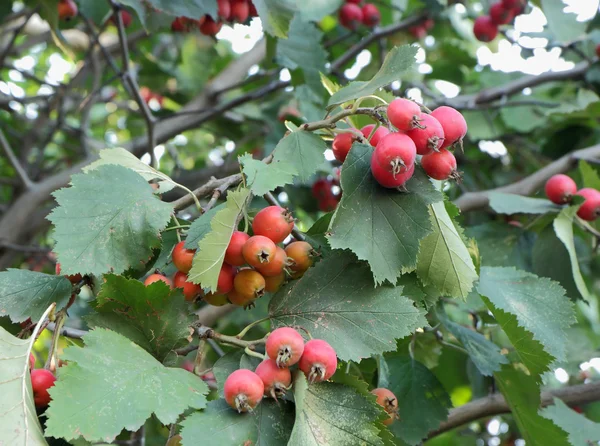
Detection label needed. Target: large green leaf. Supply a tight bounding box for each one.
[48,165,173,277]
[328,143,442,285]
[417,201,477,299]
[386,355,451,446]
[478,267,575,362]
[85,275,194,363]
[488,192,561,214]
[269,250,427,362]
[541,0,587,43]
[272,130,328,183]
[240,154,296,195]
[252,0,293,37]
[184,204,226,249]
[45,328,208,442]
[180,398,295,446]
[540,398,600,445]
[328,46,417,108]
[188,188,251,291]
[0,269,72,323]
[289,372,383,446]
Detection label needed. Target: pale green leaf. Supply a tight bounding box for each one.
[252,0,293,37]
[276,16,326,73]
[272,130,328,183]
[541,0,587,43]
[240,154,296,195]
[579,160,600,190]
[488,192,561,214]
[297,0,343,21]
[184,204,226,249]
[540,398,600,446]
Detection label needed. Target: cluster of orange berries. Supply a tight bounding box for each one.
[473,0,526,42]
[171,0,258,36]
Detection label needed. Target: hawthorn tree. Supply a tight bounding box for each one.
[1,0,600,445]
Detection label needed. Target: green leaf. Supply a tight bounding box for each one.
[212,350,260,398]
[328,143,442,285]
[136,0,216,20]
[272,130,328,183]
[252,0,293,37]
[466,222,532,269]
[188,188,251,291]
[45,328,208,442]
[181,398,294,446]
[478,267,576,362]
[417,201,477,299]
[184,204,226,249]
[48,165,174,276]
[240,154,296,195]
[495,366,568,446]
[85,275,194,363]
[328,46,417,108]
[540,397,600,446]
[541,0,587,43]
[0,326,48,446]
[500,100,547,132]
[0,269,72,323]
[269,250,427,362]
[488,192,561,214]
[289,372,384,446]
[297,0,343,21]
[386,355,451,446]
[579,160,600,190]
[78,0,111,24]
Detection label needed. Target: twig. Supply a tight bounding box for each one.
[0,128,34,189]
[0,7,37,68]
[46,322,87,339]
[195,325,267,350]
[0,240,50,253]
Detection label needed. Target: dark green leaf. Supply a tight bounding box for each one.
[272,130,328,183]
[184,204,226,249]
[466,222,532,269]
[488,192,561,214]
[540,398,600,445]
[240,154,296,195]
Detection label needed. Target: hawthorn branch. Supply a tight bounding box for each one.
[0,129,34,189]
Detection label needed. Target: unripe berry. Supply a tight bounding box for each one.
[576,188,600,221]
[55,262,82,284]
[203,292,229,306]
[405,113,445,155]
[421,149,459,181]
[473,16,498,42]
[224,369,264,412]
[217,0,231,19]
[217,263,235,294]
[299,339,338,383]
[233,269,265,301]
[371,159,415,188]
[173,271,202,301]
[252,206,294,244]
[266,327,305,368]
[172,241,196,273]
[489,2,514,25]
[360,124,390,147]
[264,271,286,293]
[58,0,78,21]
[361,4,380,27]
[242,235,277,268]
[285,241,317,274]
[31,369,56,407]
[430,106,468,149]
[255,359,292,399]
[387,98,423,131]
[199,16,222,35]
[225,231,250,266]
[339,3,363,30]
[144,273,173,289]
[544,174,577,205]
[230,0,249,22]
[372,133,417,177]
[332,132,358,163]
[371,388,399,425]
[256,247,288,277]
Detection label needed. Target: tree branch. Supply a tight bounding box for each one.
[0,128,34,189]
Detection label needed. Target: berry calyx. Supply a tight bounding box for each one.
[224,369,264,413]
[264,271,286,293]
[576,188,600,221]
[489,2,514,25]
[252,206,294,244]
[285,241,317,274]
[217,263,235,294]
[361,4,380,27]
[266,327,305,368]
[203,292,229,306]
[58,0,78,21]
[371,388,399,425]
[225,231,251,266]
[199,16,222,35]
[405,113,445,155]
[55,263,83,284]
[332,132,358,163]
[430,106,468,150]
[371,159,415,188]
[172,241,196,274]
[299,339,338,383]
[31,369,56,407]
[173,271,202,302]
[421,149,459,181]
[372,133,417,177]
[255,359,292,399]
[339,3,363,30]
[544,174,577,205]
[473,16,498,42]
[387,99,423,131]
[144,273,173,288]
[256,246,289,277]
[360,124,390,147]
[233,269,266,301]
[242,235,277,268]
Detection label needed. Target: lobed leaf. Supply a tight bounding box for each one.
[539,398,600,446]
[488,192,561,214]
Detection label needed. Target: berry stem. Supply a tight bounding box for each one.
[244,346,266,360]
[196,324,267,349]
[236,316,270,339]
[44,309,66,371]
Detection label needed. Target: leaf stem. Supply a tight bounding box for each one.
[236,316,270,339]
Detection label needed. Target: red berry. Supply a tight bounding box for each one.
[596,44,600,59]
[172,241,196,274]
[171,17,191,32]
[203,292,229,306]
[58,0,78,20]
[144,273,173,288]
[489,2,514,25]
[233,269,265,301]
[264,271,285,293]
[387,98,423,131]
[371,159,415,188]
[31,369,56,407]
[312,178,333,200]
[361,3,380,27]
[430,106,468,149]
[405,113,445,155]
[346,0,361,3]
[252,206,294,244]
[371,388,399,425]
[55,263,83,284]
[423,18,434,30]
[217,0,231,19]
[372,133,417,177]
[544,174,577,205]
[29,353,35,371]
[266,327,305,367]
[332,132,358,163]
[225,231,250,266]
[576,188,600,221]
[409,25,427,39]
[318,196,340,212]
[360,124,390,147]
[255,359,292,399]
[230,0,249,22]
[242,235,277,268]
[473,16,498,42]
[285,241,316,274]
[199,16,222,35]
[224,369,264,412]
[501,0,521,8]
[217,263,235,294]
[256,246,288,277]
[248,1,258,17]
[173,271,202,302]
[421,149,458,181]
[299,339,338,383]
[111,10,132,27]
[339,3,363,30]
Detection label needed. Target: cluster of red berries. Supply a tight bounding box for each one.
[145,206,317,307]
[171,0,257,36]
[408,18,435,39]
[58,0,133,27]
[311,173,341,212]
[473,0,526,42]
[332,99,467,188]
[29,355,57,408]
[338,0,381,30]
[545,174,600,221]
[223,327,337,412]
